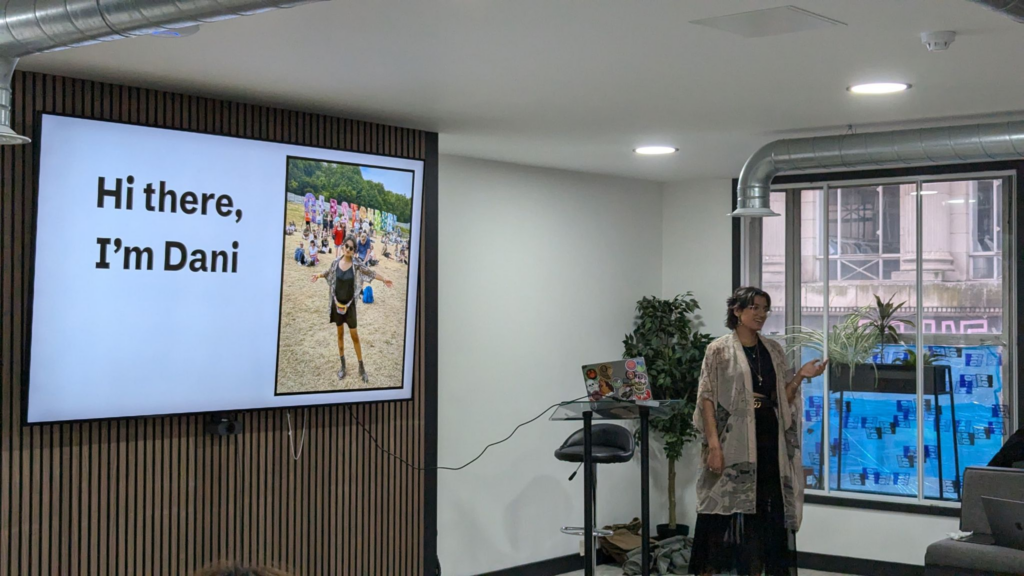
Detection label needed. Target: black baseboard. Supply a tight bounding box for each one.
[474,554,582,576]
[800,551,924,576]
[476,550,926,576]
[474,552,612,576]
[923,567,1017,576]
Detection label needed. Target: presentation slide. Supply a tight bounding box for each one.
[25,114,422,423]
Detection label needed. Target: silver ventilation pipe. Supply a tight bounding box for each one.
[0,56,23,144]
[0,0,326,145]
[966,0,1024,23]
[731,120,1024,217]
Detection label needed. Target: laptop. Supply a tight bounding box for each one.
[981,496,1024,551]
[581,357,653,406]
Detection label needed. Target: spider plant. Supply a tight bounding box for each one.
[894,348,940,367]
[783,312,879,389]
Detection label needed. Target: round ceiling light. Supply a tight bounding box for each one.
[848,82,911,95]
[634,146,678,155]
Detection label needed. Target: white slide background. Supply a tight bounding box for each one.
[26,115,422,423]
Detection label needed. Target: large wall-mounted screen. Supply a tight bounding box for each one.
[25,114,422,423]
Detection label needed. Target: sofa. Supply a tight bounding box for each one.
[924,466,1024,576]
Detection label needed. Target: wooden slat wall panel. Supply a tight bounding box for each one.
[0,71,433,576]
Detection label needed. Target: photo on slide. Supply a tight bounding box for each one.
[275,156,415,395]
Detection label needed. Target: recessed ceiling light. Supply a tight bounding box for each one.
[848,82,911,95]
[634,146,678,155]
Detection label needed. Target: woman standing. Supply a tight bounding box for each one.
[311,236,393,383]
[689,287,826,576]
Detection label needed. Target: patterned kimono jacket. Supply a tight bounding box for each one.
[692,332,805,531]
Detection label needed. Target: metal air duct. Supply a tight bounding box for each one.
[0,0,326,144]
[966,0,1024,23]
[731,120,1024,217]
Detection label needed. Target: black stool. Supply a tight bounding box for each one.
[554,424,635,542]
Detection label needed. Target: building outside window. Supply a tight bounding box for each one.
[757,172,1015,505]
[970,180,1002,281]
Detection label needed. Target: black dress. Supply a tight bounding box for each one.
[688,338,797,576]
[330,264,358,329]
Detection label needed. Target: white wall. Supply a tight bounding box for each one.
[801,504,958,565]
[437,155,664,576]
[661,179,734,338]
[658,178,960,567]
[651,178,735,538]
[438,167,956,572]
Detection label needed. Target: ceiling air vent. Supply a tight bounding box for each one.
[690,5,846,38]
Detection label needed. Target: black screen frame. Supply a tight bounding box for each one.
[21,111,434,426]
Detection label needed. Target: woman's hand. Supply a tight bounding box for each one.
[310,274,320,283]
[383,279,393,288]
[796,358,828,381]
[706,445,724,475]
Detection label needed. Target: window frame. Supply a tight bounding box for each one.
[732,160,1023,515]
[826,186,903,282]
[969,179,1003,281]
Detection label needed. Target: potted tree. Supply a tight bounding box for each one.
[623,293,713,540]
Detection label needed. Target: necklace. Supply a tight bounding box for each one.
[743,342,763,384]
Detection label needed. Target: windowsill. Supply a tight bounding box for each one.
[805,492,961,517]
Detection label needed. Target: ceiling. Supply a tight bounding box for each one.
[18,0,1024,183]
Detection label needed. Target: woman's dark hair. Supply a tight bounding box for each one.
[192,563,292,576]
[343,237,357,250]
[725,286,771,330]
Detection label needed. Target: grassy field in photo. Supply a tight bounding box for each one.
[276,201,409,393]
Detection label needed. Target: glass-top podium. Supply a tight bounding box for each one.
[550,399,687,576]
[550,399,684,421]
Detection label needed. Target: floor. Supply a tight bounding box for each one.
[559,568,847,576]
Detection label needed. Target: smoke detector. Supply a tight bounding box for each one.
[921,31,956,52]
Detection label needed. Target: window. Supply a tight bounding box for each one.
[827,186,902,281]
[757,173,1015,504]
[761,193,786,336]
[970,180,1002,280]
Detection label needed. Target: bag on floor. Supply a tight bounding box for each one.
[362,285,374,304]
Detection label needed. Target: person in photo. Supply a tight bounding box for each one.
[333,219,346,254]
[294,241,306,265]
[307,239,319,267]
[357,232,375,263]
[310,236,394,383]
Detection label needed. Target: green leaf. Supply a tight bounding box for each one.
[624,293,713,496]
